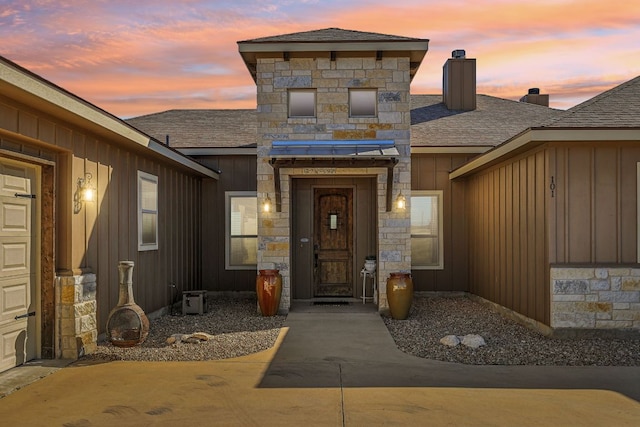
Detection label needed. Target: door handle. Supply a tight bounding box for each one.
[314,244,319,268]
[15,311,35,320]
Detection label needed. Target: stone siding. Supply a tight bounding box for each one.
[551,267,640,330]
[56,273,98,359]
[256,56,412,312]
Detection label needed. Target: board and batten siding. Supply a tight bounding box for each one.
[548,143,640,264]
[464,147,550,325]
[197,155,257,292]
[411,153,475,292]
[1,97,204,334]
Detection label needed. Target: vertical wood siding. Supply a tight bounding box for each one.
[0,99,204,333]
[411,154,475,292]
[197,155,257,292]
[549,143,640,264]
[465,148,550,324]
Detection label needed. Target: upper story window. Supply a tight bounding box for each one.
[350,89,377,117]
[226,191,258,269]
[411,191,444,269]
[289,90,316,118]
[138,171,158,251]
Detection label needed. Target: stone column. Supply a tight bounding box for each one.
[56,272,98,359]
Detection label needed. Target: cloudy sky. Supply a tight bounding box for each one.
[2,0,639,117]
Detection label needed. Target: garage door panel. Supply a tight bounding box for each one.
[0,164,30,197]
[1,200,30,234]
[0,323,26,372]
[0,237,30,278]
[0,277,29,323]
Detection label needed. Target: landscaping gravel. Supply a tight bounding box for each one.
[384,295,640,366]
[83,295,285,362]
[83,294,639,366]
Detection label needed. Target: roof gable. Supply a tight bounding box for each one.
[545,75,640,128]
[239,28,427,43]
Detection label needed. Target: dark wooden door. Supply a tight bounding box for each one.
[314,188,353,297]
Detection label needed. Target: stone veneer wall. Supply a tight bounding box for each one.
[551,267,640,330]
[255,56,412,312]
[56,273,98,359]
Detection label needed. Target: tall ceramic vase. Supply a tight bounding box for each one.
[386,272,413,320]
[106,261,150,347]
[256,269,282,316]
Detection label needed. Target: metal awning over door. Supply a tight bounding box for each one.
[268,140,399,212]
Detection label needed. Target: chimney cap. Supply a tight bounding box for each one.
[528,88,540,95]
[451,49,466,59]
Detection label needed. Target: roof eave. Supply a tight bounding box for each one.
[449,128,640,179]
[238,40,428,82]
[0,57,218,179]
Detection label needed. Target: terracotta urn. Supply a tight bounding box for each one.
[386,272,413,320]
[256,269,282,316]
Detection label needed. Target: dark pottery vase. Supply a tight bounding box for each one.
[256,269,282,316]
[386,272,413,320]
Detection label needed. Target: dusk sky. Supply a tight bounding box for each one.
[2,0,639,118]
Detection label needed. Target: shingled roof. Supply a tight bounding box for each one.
[239,28,427,43]
[126,109,256,148]
[543,75,640,128]
[127,95,562,150]
[410,95,563,147]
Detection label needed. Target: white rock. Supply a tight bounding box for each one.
[440,335,461,347]
[191,332,214,341]
[461,334,486,349]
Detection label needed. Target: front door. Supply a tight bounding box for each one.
[0,160,37,373]
[313,188,353,297]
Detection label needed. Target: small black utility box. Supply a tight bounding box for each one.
[182,290,207,315]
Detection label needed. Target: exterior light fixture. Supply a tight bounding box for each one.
[262,195,272,213]
[78,173,95,203]
[395,191,406,211]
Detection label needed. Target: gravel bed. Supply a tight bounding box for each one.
[83,294,639,366]
[384,295,640,366]
[82,296,285,362]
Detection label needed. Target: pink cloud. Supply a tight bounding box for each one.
[1,0,638,115]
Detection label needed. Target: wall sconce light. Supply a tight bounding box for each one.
[78,173,95,203]
[262,195,272,213]
[395,191,406,211]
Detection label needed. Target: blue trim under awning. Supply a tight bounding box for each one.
[269,140,398,158]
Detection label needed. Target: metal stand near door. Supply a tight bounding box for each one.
[360,268,377,304]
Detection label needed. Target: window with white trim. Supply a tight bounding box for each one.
[349,89,377,117]
[138,171,158,251]
[411,191,444,269]
[288,89,316,118]
[226,192,258,269]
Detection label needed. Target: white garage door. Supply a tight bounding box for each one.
[0,159,37,373]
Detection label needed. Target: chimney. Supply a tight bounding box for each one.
[519,88,549,107]
[443,49,476,111]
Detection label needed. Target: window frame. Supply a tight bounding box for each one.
[225,191,258,270]
[410,190,444,270]
[349,88,378,118]
[137,170,159,251]
[288,89,316,118]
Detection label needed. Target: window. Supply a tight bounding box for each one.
[350,89,377,117]
[411,191,444,269]
[288,90,316,117]
[138,171,158,251]
[226,192,258,269]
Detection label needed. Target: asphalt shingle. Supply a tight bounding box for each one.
[544,75,640,128]
[239,28,427,43]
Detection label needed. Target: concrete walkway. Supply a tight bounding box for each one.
[0,309,639,426]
